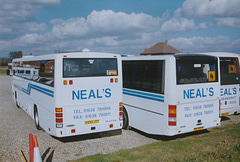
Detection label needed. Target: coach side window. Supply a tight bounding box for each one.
[123,60,165,94]
[13,60,54,87]
[36,60,54,87]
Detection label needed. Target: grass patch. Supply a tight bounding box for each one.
[72,123,240,161]
[0,66,7,75]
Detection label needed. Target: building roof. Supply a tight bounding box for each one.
[140,40,181,55]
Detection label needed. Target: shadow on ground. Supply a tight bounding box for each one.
[52,129,122,143]
[42,147,55,162]
[129,127,210,141]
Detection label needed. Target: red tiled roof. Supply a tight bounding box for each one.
[141,40,181,55]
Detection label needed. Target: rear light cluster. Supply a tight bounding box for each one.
[63,80,73,85]
[168,105,177,126]
[56,108,63,128]
[119,102,123,120]
[110,78,118,83]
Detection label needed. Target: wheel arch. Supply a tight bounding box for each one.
[122,105,130,130]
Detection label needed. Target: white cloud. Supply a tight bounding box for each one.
[0,1,37,23]
[50,10,162,39]
[25,0,60,5]
[215,17,240,28]
[198,22,208,29]
[176,0,240,18]
[161,18,196,33]
[169,36,240,53]
[50,18,88,38]
[0,40,10,51]
[173,0,240,28]
[0,0,47,39]
[232,39,240,49]
[17,33,44,45]
[87,10,161,32]
[25,22,46,32]
[86,36,119,47]
[0,9,163,55]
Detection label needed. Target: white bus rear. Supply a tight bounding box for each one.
[12,52,123,137]
[201,52,240,116]
[122,54,221,136]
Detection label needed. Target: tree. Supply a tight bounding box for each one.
[0,57,11,66]
[9,51,23,59]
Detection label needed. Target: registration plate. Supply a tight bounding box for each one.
[85,120,99,125]
[220,113,229,116]
[194,127,203,131]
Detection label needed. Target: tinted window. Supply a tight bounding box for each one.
[176,55,218,84]
[220,57,240,85]
[18,70,24,73]
[13,60,54,87]
[63,58,118,77]
[123,60,165,94]
[25,70,30,74]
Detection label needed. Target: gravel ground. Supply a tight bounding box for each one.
[0,75,240,161]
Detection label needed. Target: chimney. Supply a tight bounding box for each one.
[165,40,168,45]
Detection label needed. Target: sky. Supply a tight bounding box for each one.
[0,0,240,57]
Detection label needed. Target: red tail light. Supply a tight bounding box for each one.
[168,121,177,126]
[119,112,123,116]
[169,105,177,118]
[56,113,63,117]
[56,118,63,123]
[119,102,123,120]
[119,107,123,112]
[168,105,177,126]
[55,107,63,128]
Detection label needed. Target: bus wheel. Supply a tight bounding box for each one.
[34,106,41,130]
[122,107,129,130]
[15,92,20,108]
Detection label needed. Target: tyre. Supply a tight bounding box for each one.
[34,106,41,130]
[122,107,129,129]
